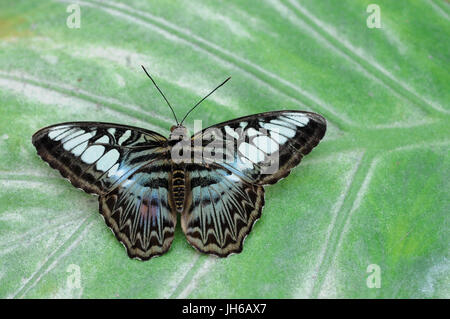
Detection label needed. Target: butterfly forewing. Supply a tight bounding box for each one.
[192,111,326,185]
[32,122,168,195]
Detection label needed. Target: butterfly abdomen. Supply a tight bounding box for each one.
[171,165,186,213]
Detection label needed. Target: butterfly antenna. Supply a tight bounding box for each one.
[141,65,179,125]
[180,76,231,125]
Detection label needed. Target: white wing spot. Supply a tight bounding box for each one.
[71,141,88,156]
[238,142,265,163]
[95,135,109,144]
[60,129,85,144]
[107,128,116,135]
[118,130,131,145]
[270,131,288,144]
[285,114,309,127]
[107,163,120,177]
[64,131,96,153]
[261,122,296,138]
[270,119,295,128]
[53,128,77,141]
[48,126,70,140]
[63,131,88,151]
[246,127,262,137]
[81,145,105,164]
[253,135,279,154]
[224,126,239,139]
[96,149,120,172]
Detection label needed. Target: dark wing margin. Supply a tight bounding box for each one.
[181,163,264,257]
[191,110,326,185]
[32,122,168,196]
[99,160,177,260]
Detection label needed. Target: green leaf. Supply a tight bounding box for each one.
[0,0,448,298]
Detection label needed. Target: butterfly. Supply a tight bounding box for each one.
[32,66,326,260]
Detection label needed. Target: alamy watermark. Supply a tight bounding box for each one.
[66,264,81,289]
[66,4,81,29]
[366,4,381,29]
[366,264,381,288]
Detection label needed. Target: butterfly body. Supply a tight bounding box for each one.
[33,108,325,260]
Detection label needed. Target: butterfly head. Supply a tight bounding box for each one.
[169,125,188,141]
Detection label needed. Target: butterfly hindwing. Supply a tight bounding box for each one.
[32,122,168,195]
[99,159,177,260]
[181,163,264,257]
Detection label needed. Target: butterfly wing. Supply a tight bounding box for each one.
[32,122,168,195]
[99,159,177,260]
[33,122,176,259]
[183,110,326,256]
[181,163,264,257]
[192,110,326,185]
